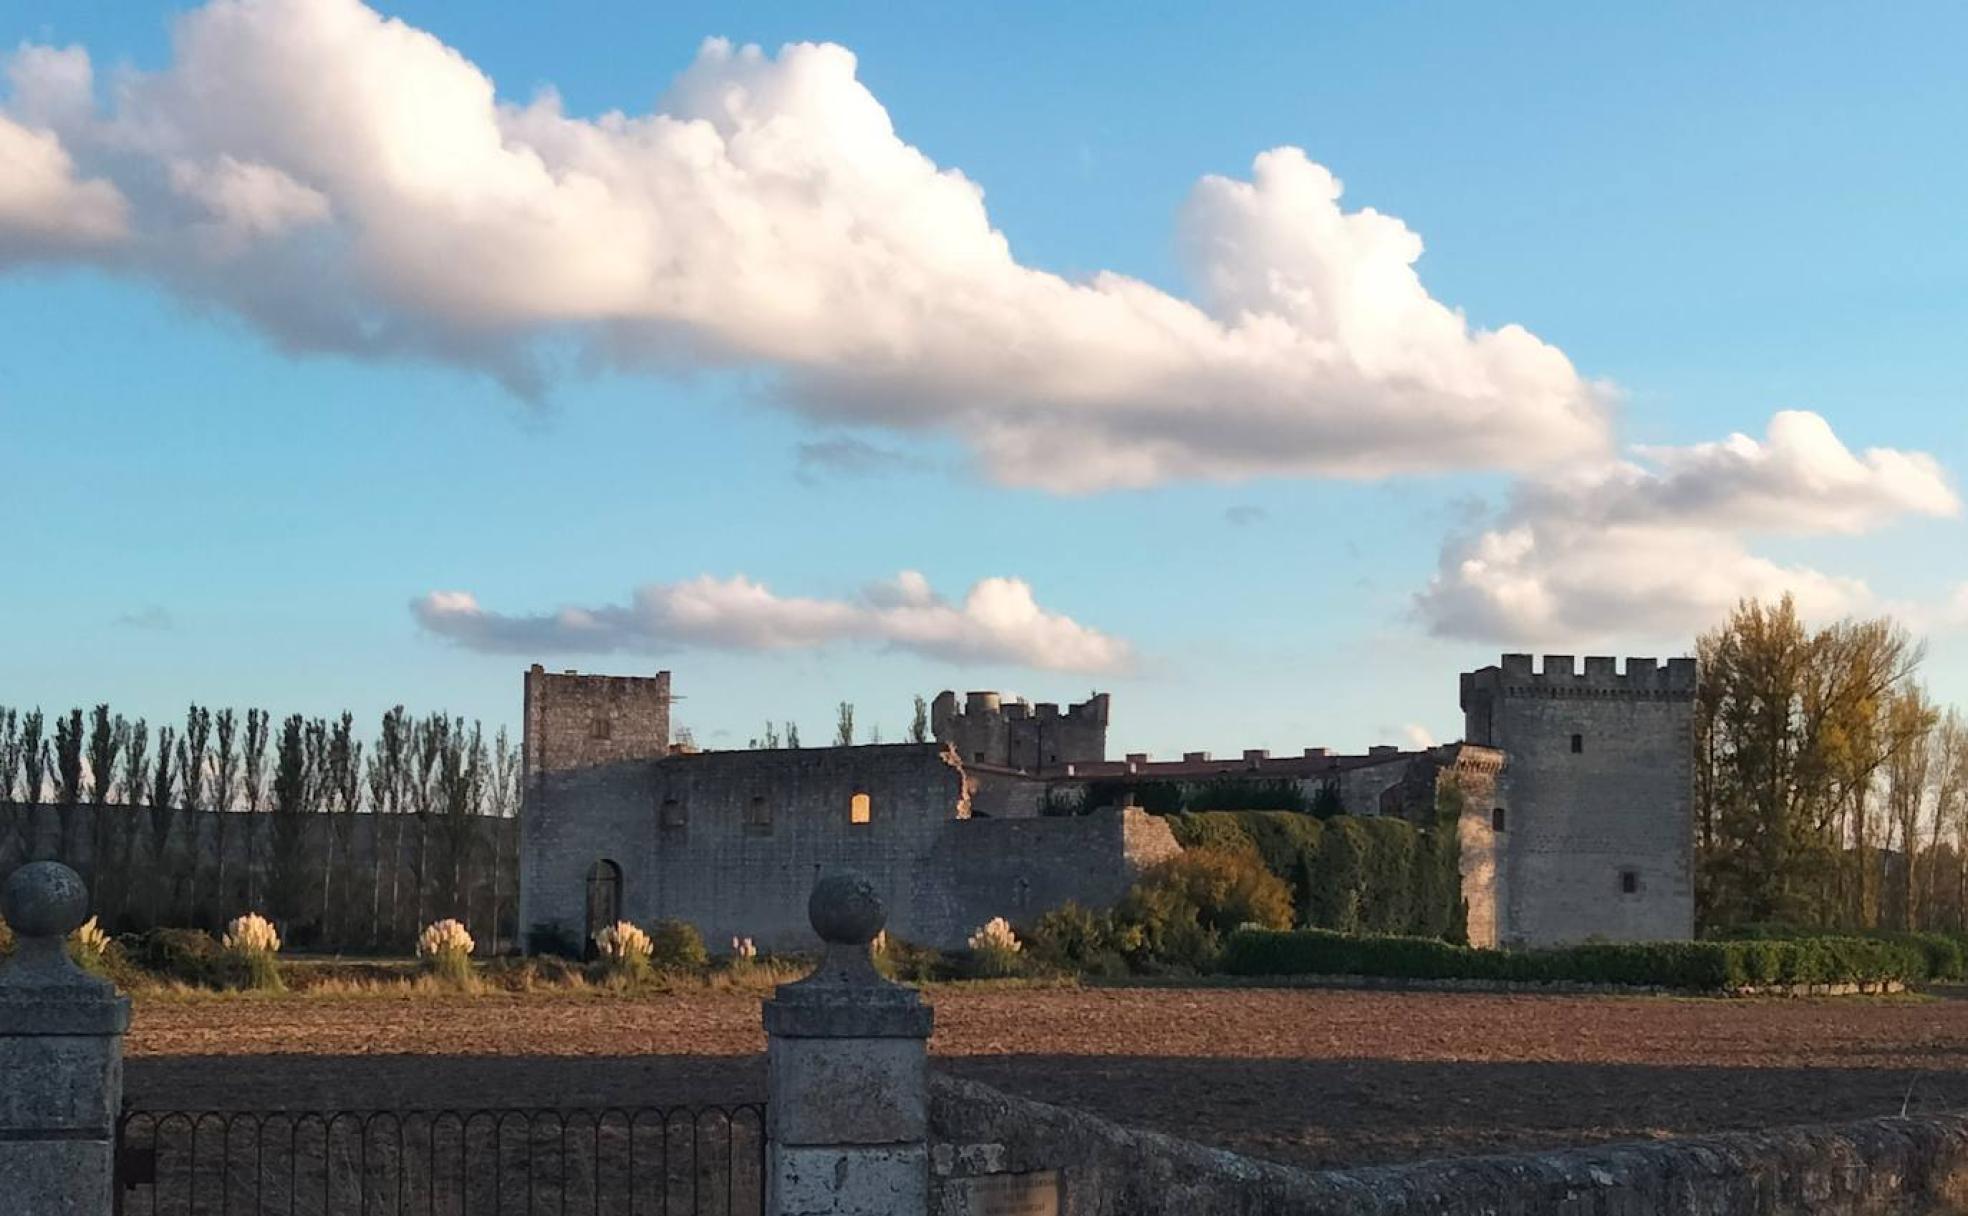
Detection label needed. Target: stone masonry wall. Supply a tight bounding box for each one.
[522,666,671,779]
[519,743,1179,953]
[929,1073,1968,1216]
[1465,655,1696,946]
[931,690,1109,771]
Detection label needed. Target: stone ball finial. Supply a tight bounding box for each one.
[1,861,91,939]
[808,872,887,945]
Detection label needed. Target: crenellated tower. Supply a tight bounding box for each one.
[1460,653,1697,946]
[930,689,1109,772]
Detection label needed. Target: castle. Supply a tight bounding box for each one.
[517,654,1696,953]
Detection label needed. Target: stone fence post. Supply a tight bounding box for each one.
[764,873,933,1216]
[0,861,131,1216]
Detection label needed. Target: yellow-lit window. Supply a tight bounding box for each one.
[849,792,872,825]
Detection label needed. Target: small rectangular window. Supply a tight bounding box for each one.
[745,796,772,836]
[1570,733,1583,754]
[592,715,613,741]
[1619,869,1639,895]
[1491,807,1506,832]
[850,791,872,825]
[660,797,686,829]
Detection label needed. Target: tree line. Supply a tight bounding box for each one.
[0,703,520,952]
[1696,595,1968,933]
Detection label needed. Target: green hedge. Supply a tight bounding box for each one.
[1710,924,1966,982]
[1220,928,1929,991]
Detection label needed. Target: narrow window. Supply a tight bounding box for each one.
[849,791,872,825]
[746,796,772,836]
[1492,807,1506,832]
[592,715,613,741]
[1570,733,1583,754]
[660,797,686,829]
[1619,869,1640,895]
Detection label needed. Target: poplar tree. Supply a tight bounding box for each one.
[210,709,240,914]
[834,702,855,748]
[118,720,151,924]
[910,696,930,744]
[0,708,18,802]
[148,725,177,924]
[84,705,127,912]
[241,708,269,906]
[367,706,409,946]
[19,710,46,801]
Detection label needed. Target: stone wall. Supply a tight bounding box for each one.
[519,743,1179,952]
[929,1072,1968,1216]
[0,800,517,950]
[931,690,1109,772]
[522,666,671,779]
[1464,655,1697,946]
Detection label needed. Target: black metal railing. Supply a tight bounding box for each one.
[114,1104,767,1216]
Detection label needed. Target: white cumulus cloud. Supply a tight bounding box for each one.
[1416,411,1961,643]
[0,108,126,260]
[412,571,1132,674]
[0,0,1608,489]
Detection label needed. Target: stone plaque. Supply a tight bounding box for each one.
[960,1170,1061,1216]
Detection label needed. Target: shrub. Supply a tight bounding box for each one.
[221,913,284,992]
[67,916,111,974]
[130,927,229,987]
[1220,927,1927,992]
[1707,924,1965,984]
[965,917,1025,978]
[874,931,947,982]
[1111,847,1293,972]
[526,921,582,959]
[416,919,477,989]
[594,920,655,980]
[1024,901,1128,975]
[646,918,708,972]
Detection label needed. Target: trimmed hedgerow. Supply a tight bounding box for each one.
[1220,927,1928,991]
[1710,923,1966,983]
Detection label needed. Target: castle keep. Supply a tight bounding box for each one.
[519,654,1695,953]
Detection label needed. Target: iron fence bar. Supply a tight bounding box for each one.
[117,1105,764,1216]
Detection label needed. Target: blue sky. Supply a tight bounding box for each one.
[2,1,1964,755]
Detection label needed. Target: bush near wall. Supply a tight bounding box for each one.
[1164,811,1463,942]
[1710,923,1967,983]
[1220,927,1931,991]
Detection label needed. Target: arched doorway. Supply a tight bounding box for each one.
[584,859,622,957]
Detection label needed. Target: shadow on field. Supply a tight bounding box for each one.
[129,1052,1968,1172]
[935,1055,1968,1170]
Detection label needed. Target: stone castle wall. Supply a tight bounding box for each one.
[932,690,1109,772]
[1464,654,1696,946]
[520,738,1179,952]
[522,666,671,778]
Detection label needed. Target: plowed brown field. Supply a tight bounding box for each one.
[124,985,1968,1169]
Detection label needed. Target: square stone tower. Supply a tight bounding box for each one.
[1461,654,1697,946]
[518,667,672,950]
[521,666,672,784]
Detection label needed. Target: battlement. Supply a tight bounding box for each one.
[932,689,1109,772]
[1464,653,1697,702]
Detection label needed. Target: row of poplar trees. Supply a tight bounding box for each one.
[1696,595,1968,933]
[0,703,521,951]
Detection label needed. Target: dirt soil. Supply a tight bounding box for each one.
[123,985,1968,1170]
